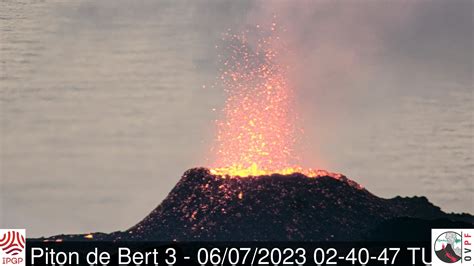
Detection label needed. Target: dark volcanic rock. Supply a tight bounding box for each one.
[42,168,473,242]
[124,168,473,241]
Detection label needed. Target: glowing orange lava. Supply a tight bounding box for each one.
[209,23,336,178]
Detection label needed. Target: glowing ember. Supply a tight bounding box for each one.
[210,22,334,178]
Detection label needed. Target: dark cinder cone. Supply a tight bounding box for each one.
[41,168,473,241]
[123,168,474,241]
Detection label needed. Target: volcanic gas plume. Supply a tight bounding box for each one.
[210,23,330,178]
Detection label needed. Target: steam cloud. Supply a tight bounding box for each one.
[220,0,473,169]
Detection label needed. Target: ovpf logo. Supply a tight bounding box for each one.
[0,229,25,266]
[432,229,473,266]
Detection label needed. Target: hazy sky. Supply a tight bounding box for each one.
[1,0,472,237]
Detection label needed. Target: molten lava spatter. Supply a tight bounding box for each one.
[211,23,317,177]
[210,23,333,177]
[210,164,343,179]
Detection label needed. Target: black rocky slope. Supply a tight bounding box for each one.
[43,168,473,242]
[124,168,473,241]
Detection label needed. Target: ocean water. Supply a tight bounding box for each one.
[1,0,472,237]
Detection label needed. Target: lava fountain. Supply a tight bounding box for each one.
[210,23,339,178]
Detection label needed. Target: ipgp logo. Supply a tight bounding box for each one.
[0,229,25,266]
[432,229,473,266]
